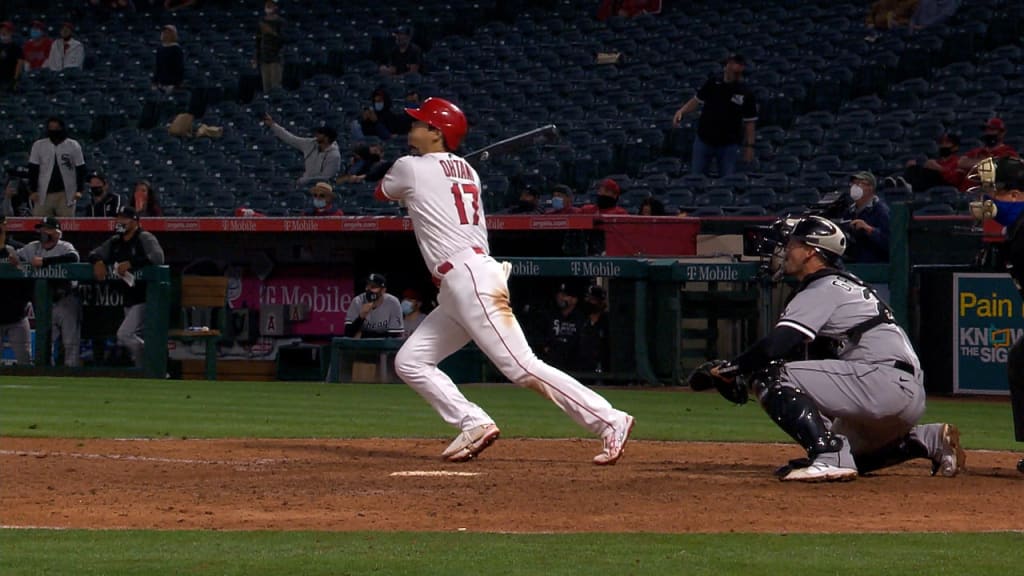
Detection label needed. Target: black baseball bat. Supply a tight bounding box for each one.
[463,124,559,162]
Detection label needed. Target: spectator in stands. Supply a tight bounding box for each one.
[401,288,425,337]
[958,118,1020,183]
[541,282,585,371]
[844,171,890,263]
[391,89,422,134]
[0,215,33,366]
[164,0,197,10]
[582,178,629,215]
[379,25,422,77]
[547,184,582,215]
[350,87,403,140]
[3,167,32,217]
[503,186,544,214]
[28,117,86,218]
[344,273,403,338]
[263,113,342,186]
[638,196,666,215]
[89,206,165,368]
[909,0,959,32]
[254,0,287,93]
[152,24,184,92]
[15,217,82,367]
[305,181,343,216]
[21,21,52,71]
[596,0,660,20]
[0,21,24,91]
[673,53,758,177]
[132,180,163,217]
[577,284,610,374]
[338,142,389,184]
[865,0,918,32]
[904,133,964,192]
[81,171,122,217]
[45,22,84,71]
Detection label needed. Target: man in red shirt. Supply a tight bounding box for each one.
[958,118,1020,189]
[904,133,965,192]
[582,178,629,215]
[21,21,52,71]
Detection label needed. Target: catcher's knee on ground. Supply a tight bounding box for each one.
[754,368,843,458]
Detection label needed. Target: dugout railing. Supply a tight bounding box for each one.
[0,264,171,379]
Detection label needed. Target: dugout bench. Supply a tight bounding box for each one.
[0,263,171,378]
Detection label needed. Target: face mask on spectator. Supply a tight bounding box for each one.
[849,185,864,201]
[982,134,999,147]
[48,128,65,143]
[373,102,385,112]
[401,300,415,315]
[30,29,42,39]
[938,146,954,158]
[90,186,104,197]
[551,197,565,211]
[313,198,327,209]
[596,195,617,210]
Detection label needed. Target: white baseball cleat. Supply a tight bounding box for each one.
[593,414,635,466]
[442,424,500,462]
[932,423,966,477]
[780,461,858,483]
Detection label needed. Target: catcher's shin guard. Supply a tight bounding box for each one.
[1008,339,1024,442]
[754,369,843,457]
[852,434,928,474]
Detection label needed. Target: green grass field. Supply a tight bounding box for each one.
[1,376,1022,575]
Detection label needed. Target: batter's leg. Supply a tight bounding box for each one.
[450,260,632,440]
[394,306,493,431]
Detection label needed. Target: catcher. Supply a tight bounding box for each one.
[966,156,1024,474]
[688,214,964,482]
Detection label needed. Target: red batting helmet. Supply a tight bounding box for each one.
[405,97,468,150]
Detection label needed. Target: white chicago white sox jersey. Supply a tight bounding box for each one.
[379,153,490,273]
[777,273,919,367]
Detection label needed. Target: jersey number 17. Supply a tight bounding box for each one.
[451,183,481,225]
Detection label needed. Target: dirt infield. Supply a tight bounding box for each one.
[2,437,1021,533]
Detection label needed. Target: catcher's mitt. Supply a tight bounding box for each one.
[686,360,749,405]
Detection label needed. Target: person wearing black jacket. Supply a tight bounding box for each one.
[0,215,32,365]
[87,207,165,368]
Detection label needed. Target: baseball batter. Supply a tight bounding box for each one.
[375,97,635,464]
[15,217,81,367]
[706,215,964,482]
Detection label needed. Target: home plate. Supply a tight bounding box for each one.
[390,470,482,477]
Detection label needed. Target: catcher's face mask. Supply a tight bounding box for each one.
[759,217,799,280]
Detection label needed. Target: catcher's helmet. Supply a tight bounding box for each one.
[405,97,468,150]
[967,156,1024,195]
[789,215,847,261]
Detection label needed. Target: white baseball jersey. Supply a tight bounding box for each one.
[379,153,490,274]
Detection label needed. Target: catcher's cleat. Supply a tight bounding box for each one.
[442,424,500,462]
[780,461,857,483]
[931,423,967,477]
[593,414,635,466]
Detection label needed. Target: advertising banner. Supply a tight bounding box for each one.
[953,273,1017,395]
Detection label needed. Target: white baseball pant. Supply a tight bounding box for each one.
[395,247,628,436]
